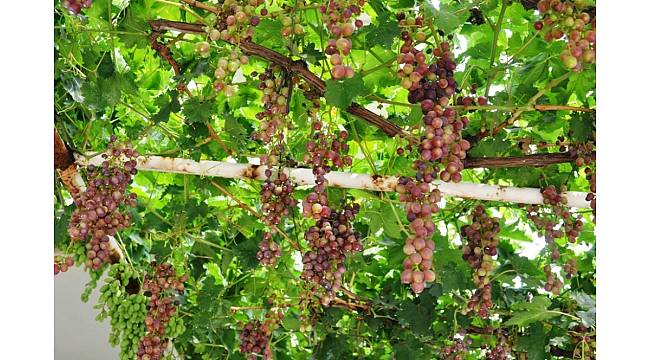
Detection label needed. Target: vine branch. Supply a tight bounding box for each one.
[148,20,409,140]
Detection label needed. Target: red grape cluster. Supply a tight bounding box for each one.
[301,103,352,220]
[396,177,440,294]
[239,320,273,360]
[458,94,488,107]
[461,205,500,319]
[526,185,584,245]
[585,169,595,216]
[260,170,296,227]
[321,0,365,79]
[457,82,488,107]
[256,232,282,266]
[440,338,469,360]
[544,264,563,295]
[535,0,596,71]
[253,67,291,146]
[486,332,512,360]
[62,0,92,15]
[206,0,264,44]
[563,258,578,279]
[54,255,75,275]
[569,142,596,216]
[68,136,138,270]
[137,262,187,360]
[301,203,362,294]
[397,25,470,183]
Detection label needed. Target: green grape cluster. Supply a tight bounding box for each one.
[166,314,186,339]
[96,263,147,360]
[81,264,105,303]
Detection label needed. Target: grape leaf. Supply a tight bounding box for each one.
[504,296,561,327]
[434,247,472,292]
[425,2,465,34]
[397,300,435,335]
[365,13,400,48]
[515,323,546,360]
[182,97,215,124]
[324,75,370,109]
[152,91,181,123]
[572,292,596,327]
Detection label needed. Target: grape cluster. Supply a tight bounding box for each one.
[544,264,563,295]
[301,203,362,294]
[461,205,500,318]
[585,168,595,216]
[260,170,296,226]
[301,104,352,220]
[321,1,365,79]
[207,0,264,44]
[563,258,578,279]
[253,67,291,145]
[440,338,469,360]
[256,232,282,266]
[95,263,147,360]
[396,177,440,294]
[486,332,512,360]
[210,50,250,96]
[526,185,584,245]
[54,255,75,275]
[68,136,138,271]
[468,7,486,25]
[137,262,187,360]
[569,142,596,216]
[279,11,305,37]
[397,25,470,183]
[62,0,92,15]
[239,320,273,360]
[535,0,596,71]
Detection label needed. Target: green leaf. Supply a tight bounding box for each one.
[397,300,435,335]
[182,97,215,124]
[516,53,549,89]
[572,292,596,327]
[515,323,546,360]
[570,113,594,142]
[365,13,400,48]
[54,207,72,249]
[425,2,465,34]
[504,296,561,327]
[252,18,283,49]
[152,91,181,123]
[81,76,122,109]
[314,334,350,360]
[97,53,115,78]
[434,247,472,292]
[117,4,151,48]
[500,221,532,242]
[325,75,370,109]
